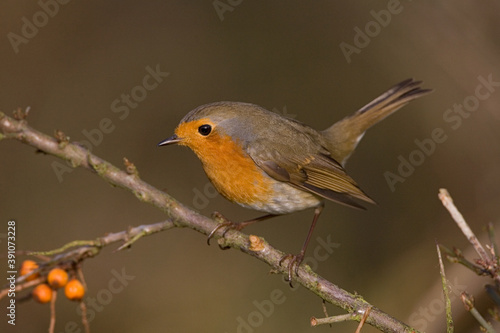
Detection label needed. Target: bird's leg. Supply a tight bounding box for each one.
[279,202,324,286]
[207,212,278,246]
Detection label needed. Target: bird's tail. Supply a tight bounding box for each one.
[322,79,432,165]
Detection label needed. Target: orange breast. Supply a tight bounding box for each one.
[187,131,274,206]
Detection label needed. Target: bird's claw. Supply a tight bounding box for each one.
[207,212,243,248]
[279,253,304,287]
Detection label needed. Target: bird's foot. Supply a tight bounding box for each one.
[279,252,305,287]
[207,212,246,248]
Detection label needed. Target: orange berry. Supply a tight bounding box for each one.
[20,260,39,281]
[32,284,52,304]
[48,268,69,289]
[64,279,85,301]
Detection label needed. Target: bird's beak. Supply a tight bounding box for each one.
[158,134,182,146]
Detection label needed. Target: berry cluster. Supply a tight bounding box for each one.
[20,260,85,303]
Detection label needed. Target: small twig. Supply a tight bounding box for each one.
[79,300,90,333]
[436,243,454,333]
[321,300,329,318]
[487,222,499,265]
[320,300,332,328]
[438,245,486,275]
[0,276,45,299]
[311,307,371,329]
[49,290,57,333]
[76,265,87,292]
[0,221,174,302]
[114,221,174,251]
[355,307,372,333]
[469,308,495,333]
[438,189,491,264]
[9,247,99,290]
[28,240,97,256]
[461,292,495,333]
[311,313,358,326]
[74,263,90,333]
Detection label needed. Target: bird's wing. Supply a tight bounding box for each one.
[248,141,375,210]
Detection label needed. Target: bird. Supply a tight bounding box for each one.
[158,79,432,283]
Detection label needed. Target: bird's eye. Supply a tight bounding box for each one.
[198,124,212,136]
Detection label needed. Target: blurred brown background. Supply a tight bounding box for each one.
[1,1,500,332]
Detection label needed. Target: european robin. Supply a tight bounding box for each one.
[159,79,431,282]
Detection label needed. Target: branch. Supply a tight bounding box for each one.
[438,189,491,264]
[438,189,500,331]
[436,243,454,333]
[438,188,499,283]
[0,111,419,333]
